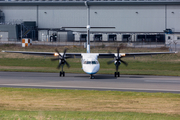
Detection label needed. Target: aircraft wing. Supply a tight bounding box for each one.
[123,51,177,57]
[2,50,177,58]
[1,50,82,58]
[98,51,177,58]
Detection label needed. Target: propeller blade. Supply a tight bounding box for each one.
[65,61,70,68]
[63,48,68,58]
[57,62,62,69]
[117,47,120,59]
[116,63,119,72]
[120,59,128,66]
[64,48,67,54]
[55,48,59,54]
[53,48,72,70]
[55,48,62,57]
[107,59,115,65]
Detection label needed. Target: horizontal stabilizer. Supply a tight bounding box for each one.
[62,27,115,29]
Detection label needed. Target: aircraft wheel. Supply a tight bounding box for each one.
[59,72,62,77]
[114,72,117,77]
[90,74,94,79]
[63,72,65,77]
[118,72,120,77]
[90,75,92,79]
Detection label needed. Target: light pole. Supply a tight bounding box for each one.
[42,33,44,41]
[168,41,172,51]
[0,35,2,43]
[173,40,177,52]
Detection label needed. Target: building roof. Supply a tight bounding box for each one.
[1,0,180,6]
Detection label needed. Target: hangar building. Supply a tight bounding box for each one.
[0,0,180,42]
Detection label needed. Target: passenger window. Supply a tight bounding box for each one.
[83,61,87,64]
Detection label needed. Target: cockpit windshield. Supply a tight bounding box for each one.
[83,61,98,64]
[92,61,97,64]
[86,61,91,64]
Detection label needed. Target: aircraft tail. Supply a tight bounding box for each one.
[86,25,90,53]
[87,44,90,53]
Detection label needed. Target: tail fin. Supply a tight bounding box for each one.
[87,25,90,53]
[87,44,90,53]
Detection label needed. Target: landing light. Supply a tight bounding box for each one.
[121,53,126,57]
[54,53,59,56]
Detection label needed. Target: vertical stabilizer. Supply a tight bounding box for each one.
[85,1,90,53]
[87,25,90,53]
[87,44,90,53]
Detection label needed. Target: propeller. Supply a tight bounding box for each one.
[51,48,72,69]
[107,47,128,72]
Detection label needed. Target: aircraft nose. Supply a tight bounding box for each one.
[89,68,95,73]
[87,65,99,74]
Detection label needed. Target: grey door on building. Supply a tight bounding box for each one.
[0,32,8,41]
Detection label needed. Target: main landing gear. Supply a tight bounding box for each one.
[59,65,65,77]
[51,48,72,77]
[59,71,65,77]
[114,72,120,77]
[107,47,128,78]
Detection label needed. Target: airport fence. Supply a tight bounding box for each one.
[0,39,179,51]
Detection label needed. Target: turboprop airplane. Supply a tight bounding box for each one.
[1,40,177,79]
[1,24,177,79]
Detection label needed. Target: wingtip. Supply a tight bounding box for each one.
[1,50,5,52]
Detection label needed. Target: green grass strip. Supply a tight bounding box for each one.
[0,58,179,76]
[0,110,180,120]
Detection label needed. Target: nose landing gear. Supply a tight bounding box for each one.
[90,74,94,79]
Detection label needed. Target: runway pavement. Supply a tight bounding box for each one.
[0,71,180,93]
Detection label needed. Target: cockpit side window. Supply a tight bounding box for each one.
[92,61,96,64]
[84,61,98,64]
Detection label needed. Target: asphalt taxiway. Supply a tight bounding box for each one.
[0,71,180,93]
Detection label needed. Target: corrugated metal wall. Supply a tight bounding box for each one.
[0,32,8,41]
[0,25,18,40]
[0,6,37,24]
[90,5,165,32]
[38,6,87,28]
[0,5,179,32]
[167,5,180,32]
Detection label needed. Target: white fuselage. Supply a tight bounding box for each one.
[81,53,100,74]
